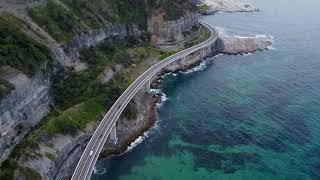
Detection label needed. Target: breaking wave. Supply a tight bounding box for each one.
[93,167,107,175]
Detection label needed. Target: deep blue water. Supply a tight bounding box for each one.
[92,0,320,179]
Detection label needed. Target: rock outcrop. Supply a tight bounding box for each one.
[200,0,259,14]
[148,10,198,46]
[0,66,52,164]
[64,24,141,68]
[216,33,273,54]
[0,21,142,167]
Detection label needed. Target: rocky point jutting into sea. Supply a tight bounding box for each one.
[199,0,259,14]
[94,2,272,180]
[0,0,272,179]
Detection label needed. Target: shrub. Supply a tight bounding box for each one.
[28,0,84,42]
[122,101,138,120]
[0,79,15,99]
[0,15,51,76]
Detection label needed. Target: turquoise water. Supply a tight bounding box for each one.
[92,0,320,179]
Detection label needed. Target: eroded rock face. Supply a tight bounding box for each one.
[0,21,142,165]
[97,64,123,84]
[65,24,141,68]
[217,33,273,54]
[148,10,198,46]
[0,66,51,164]
[201,0,259,14]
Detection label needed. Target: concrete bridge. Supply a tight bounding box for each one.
[71,20,219,180]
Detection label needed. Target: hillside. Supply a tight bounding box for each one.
[0,0,200,179]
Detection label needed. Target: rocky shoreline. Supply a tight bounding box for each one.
[40,28,273,180]
[199,0,259,15]
[93,1,274,171]
[95,31,273,160]
[1,1,274,179]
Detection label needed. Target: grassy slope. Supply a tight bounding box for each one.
[28,0,86,42]
[0,14,51,76]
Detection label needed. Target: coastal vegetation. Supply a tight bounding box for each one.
[0,36,174,179]
[0,14,51,76]
[28,0,85,42]
[184,25,211,48]
[28,0,195,41]
[0,78,15,99]
[197,4,210,14]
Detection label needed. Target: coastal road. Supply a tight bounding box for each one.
[71,20,219,180]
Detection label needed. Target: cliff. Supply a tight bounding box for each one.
[0,0,273,179]
[0,16,144,166]
[0,1,199,179]
[148,10,198,46]
[0,66,51,164]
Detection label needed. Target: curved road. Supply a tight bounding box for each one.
[71,21,218,180]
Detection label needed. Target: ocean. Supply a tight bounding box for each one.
[92,0,320,179]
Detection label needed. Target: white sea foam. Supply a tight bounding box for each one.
[160,92,168,103]
[93,167,107,175]
[150,88,161,94]
[163,72,178,78]
[125,131,149,152]
[233,34,270,39]
[181,60,209,74]
[243,52,253,56]
[268,46,276,50]
[156,92,168,108]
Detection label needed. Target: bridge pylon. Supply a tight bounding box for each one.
[145,79,151,92]
[109,124,118,144]
[181,56,186,63]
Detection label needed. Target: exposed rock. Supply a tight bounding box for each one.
[0,66,52,164]
[100,90,157,157]
[199,0,259,14]
[65,24,141,66]
[51,45,87,71]
[97,67,115,84]
[97,64,123,84]
[217,33,273,54]
[148,10,198,46]
[51,134,92,180]
[15,127,96,180]
[0,17,142,167]
[164,48,215,72]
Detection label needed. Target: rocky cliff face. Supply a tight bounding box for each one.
[0,65,52,164]
[148,10,198,46]
[0,0,200,179]
[64,24,142,69]
[0,18,142,167]
[216,33,273,54]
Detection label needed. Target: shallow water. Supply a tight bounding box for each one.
[92,0,320,179]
